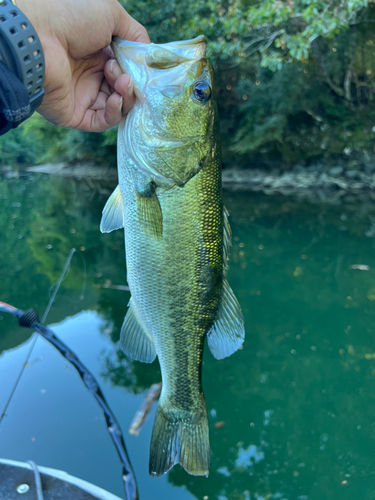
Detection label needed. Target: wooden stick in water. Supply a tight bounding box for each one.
[129,383,162,436]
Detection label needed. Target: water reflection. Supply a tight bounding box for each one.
[1,174,375,500]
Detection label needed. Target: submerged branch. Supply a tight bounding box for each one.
[129,383,162,436]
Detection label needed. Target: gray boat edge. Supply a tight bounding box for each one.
[0,458,123,500]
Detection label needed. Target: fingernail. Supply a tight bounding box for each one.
[126,77,134,96]
[118,97,123,112]
[110,60,122,79]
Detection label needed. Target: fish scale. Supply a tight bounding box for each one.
[123,152,222,408]
[101,36,245,478]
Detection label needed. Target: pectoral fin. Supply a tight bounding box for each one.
[136,183,163,238]
[207,279,245,360]
[100,185,124,233]
[120,298,156,363]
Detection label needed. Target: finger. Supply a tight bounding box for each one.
[113,3,150,44]
[122,17,150,44]
[104,61,136,114]
[100,78,112,97]
[104,91,124,127]
[114,74,136,115]
[104,59,123,88]
[77,91,123,133]
[90,90,112,111]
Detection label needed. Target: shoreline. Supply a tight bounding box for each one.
[3,163,375,204]
[222,167,375,204]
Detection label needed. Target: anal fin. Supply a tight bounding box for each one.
[207,279,245,360]
[100,185,124,233]
[120,298,156,363]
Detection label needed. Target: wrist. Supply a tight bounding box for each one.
[16,0,47,36]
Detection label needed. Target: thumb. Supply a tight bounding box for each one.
[112,2,150,43]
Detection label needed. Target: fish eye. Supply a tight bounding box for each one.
[192,81,211,103]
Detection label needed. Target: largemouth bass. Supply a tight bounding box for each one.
[101,36,245,477]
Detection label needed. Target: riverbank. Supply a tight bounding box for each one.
[25,163,118,181]
[3,162,375,204]
[222,165,375,204]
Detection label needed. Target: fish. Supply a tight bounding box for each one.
[100,35,245,478]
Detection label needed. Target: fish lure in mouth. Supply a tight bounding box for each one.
[101,35,245,478]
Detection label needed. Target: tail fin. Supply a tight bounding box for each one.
[149,405,210,477]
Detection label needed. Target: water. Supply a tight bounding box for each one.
[1,173,375,500]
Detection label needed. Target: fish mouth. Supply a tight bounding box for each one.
[112,35,206,60]
[111,35,207,73]
[113,35,210,185]
[111,36,207,103]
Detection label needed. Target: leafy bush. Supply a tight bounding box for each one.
[2,0,375,169]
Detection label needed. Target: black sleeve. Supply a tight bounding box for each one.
[0,0,45,136]
[0,60,30,135]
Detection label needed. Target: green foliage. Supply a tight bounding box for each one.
[245,0,368,70]
[120,0,375,166]
[0,113,117,168]
[2,0,375,169]
[229,11,375,165]
[122,0,368,68]
[0,114,46,166]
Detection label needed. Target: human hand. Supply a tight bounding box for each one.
[16,0,150,132]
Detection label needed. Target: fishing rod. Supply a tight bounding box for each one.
[0,249,138,500]
[0,301,138,500]
[0,248,77,427]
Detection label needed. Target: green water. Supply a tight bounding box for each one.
[1,173,375,500]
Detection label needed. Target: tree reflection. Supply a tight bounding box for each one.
[2,175,375,499]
